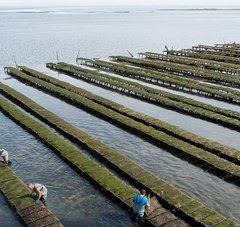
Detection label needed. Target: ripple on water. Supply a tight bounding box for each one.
[1,9,240,225]
[2,80,240,222]
[24,69,240,150]
[0,112,134,226]
[0,194,23,227]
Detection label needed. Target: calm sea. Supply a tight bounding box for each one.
[0,7,240,226]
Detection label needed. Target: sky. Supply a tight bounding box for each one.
[0,0,239,7]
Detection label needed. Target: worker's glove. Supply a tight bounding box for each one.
[35,199,40,206]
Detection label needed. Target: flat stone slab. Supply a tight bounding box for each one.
[22,206,53,224]
[146,197,188,226]
[19,205,45,217]
[28,214,59,227]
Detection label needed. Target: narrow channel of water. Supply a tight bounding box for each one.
[2,79,240,222]
[0,112,134,227]
[93,66,240,112]
[0,193,23,227]
[31,67,240,150]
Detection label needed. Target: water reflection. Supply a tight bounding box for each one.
[2,80,240,222]
[0,193,23,227]
[0,112,134,226]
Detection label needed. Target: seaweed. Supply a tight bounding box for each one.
[45,63,240,131]
[13,67,240,165]
[110,55,240,88]
[141,52,240,75]
[3,71,240,183]
[0,84,238,226]
[0,162,63,226]
[0,96,190,227]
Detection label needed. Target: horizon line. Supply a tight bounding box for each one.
[1,5,240,8]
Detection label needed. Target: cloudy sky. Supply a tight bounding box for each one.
[0,0,239,7]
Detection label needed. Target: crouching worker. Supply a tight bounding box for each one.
[28,183,48,207]
[131,189,150,224]
[0,148,12,166]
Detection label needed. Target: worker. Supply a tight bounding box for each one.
[0,148,12,166]
[28,183,48,206]
[131,189,150,224]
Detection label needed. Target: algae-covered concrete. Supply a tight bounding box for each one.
[0,162,63,227]
[0,96,188,227]
[0,83,238,226]
[14,67,240,165]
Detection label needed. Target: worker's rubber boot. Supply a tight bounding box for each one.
[40,197,47,207]
[4,159,12,166]
[7,161,12,166]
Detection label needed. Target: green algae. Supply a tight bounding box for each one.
[142,52,240,75]
[0,163,62,226]
[215,219,239,227]
[16,66,240,165]
[45,63,240,126]
[201,214,225,226]
[0,96,139,216]
[2,71,240,184]
[1,74,239,226]
[77,58,240,105]
[191,207,215,221]
[111,56,240,88]
[181,200,203,214]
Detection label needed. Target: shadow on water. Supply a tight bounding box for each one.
[2,79,240,222]
[0,112,134,226]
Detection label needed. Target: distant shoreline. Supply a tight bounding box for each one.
[156,8,240,11]
[1,7,240,14]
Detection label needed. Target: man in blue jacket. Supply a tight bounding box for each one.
[132,189,150,223]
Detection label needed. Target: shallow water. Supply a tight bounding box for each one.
[0,193,23,227]
[1,7,240,224]
[20,68,240,150]
[1,8,240,70]
[0,112,134,226]
[94,66,240,112]
[2,79,240,222]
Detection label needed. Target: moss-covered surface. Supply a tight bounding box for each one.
[3,70,240,183]
[0,84,238,226]
[215,219,239,227]
[201,214,226,226]
[166,49,240,65]
[44,63,240,132]
[0,96,190,227]
[10,67,240,166]
[0,163,63,226]
[76,57,240,105]
[191,207,215,221]
[110,56,240,88]
[140,52,240,75]
[191,44,240,58]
